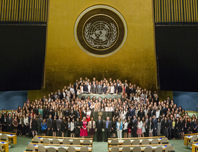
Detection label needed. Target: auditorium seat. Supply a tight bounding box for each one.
[122,147,130,152]
[142,139,149,145]
[52,139,59,144]
[43,138,50,144]
[144,146,152,152]
[73,139,80,145]
[32,137,40,143]
[58,147,66,152]
[123,139,131,145]
[155,147,163,152]
[165,145,174,152]
[68,147,76,152]
[132,139,139,145]
[63,138,70,144]
[151,138,158,144]
[38,144,46,152]
[111,147,119,152]
[111,139,118,145]
[80,146,88,152]
[47,147,56,152]
[26,144,35,151]
[133,146,141,152]
[82,139,90,145]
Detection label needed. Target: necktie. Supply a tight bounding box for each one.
[106,121,109,128]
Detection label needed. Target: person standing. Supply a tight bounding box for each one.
[46,115,52,136]
[12,116,18,134]
[7,113,12,132]
[52,116,57,136]
[157,118,161,136]
[153,115,158,136]
[168,117,172,140]
[57,116,62,136]
[61,116,67,137]
[70,118,75,137]
[96,116,103,142]
[80,117,88,138]
[104,117,112,141]
[112,117,117,138]
[142,117,146,137]
[116,118,123,138]
[41,119,47,136]
[75,118,81,137]
[137,117,143,137]
[88,117,96,139]
[37,115,43,135]
[132,115,137,137]
[123,118,128,138]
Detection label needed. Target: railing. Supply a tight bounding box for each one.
[154,0,198,23]
[0,0,48,23]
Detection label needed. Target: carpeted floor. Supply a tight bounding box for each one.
[9,136,191,152]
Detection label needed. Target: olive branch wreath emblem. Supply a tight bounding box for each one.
[84,22,117,49]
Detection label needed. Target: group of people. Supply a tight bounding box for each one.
[0,77,196,141]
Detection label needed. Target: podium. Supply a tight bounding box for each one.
[91,111,113,120]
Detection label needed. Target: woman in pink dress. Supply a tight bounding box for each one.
[80,117,88,137]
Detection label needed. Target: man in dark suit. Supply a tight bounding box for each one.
[56,116,62,136]
[161,116,165,135]
[91,81,97,94]
[96,116,103,142]
[153,115,158,136]
[131,115,137,137]
[6,113,12,132]
[145,115,149,137]
[104,117,112,142]
[47,114,53,136]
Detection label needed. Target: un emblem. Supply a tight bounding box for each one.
[74,5,127,57]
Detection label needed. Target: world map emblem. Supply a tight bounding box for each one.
[74,5,127,57]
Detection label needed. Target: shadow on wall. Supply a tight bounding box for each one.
[0,91,27,110]
[173,91,198,111]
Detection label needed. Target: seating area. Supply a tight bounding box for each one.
[32,136,92,145]
[107,137,172,152]
[26,143,92,152]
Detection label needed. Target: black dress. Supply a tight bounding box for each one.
[112,121,116,133]
[61,121,67,133]
[52,120,57,132]
[75,121,80,137]
[32,119,37,131]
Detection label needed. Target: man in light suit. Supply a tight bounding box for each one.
[91,81,97,94]
[153,115,158,136]
[104,117,112,142]
[96,82,103,94]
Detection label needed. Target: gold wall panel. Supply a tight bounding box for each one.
[28,0,157,100]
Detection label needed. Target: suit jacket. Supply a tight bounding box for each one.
[132,119,137,129]
[104,121,112,131]
[46,118,52,128]
[6,117,12,125]
[103,86,107,93]
[96,120,103,130]
[96,85,103,94]
[91,84,97,94]
[153,118,158,129]
[56,119,62,130]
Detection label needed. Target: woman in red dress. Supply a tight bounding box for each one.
[80,117,88,137]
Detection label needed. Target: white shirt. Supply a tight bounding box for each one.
[70,88,75,94]
[71,122,75,131]
[123,122,128,130]
[110,86,114,93]
[88,85,91,93]
[137,121,143,129]
[156,110,160,118]
[105,107,112,112]
[24,117,29,124]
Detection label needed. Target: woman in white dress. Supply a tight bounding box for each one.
[141,117,146,137]
[120,108,126,122]
[137,117,143,137]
